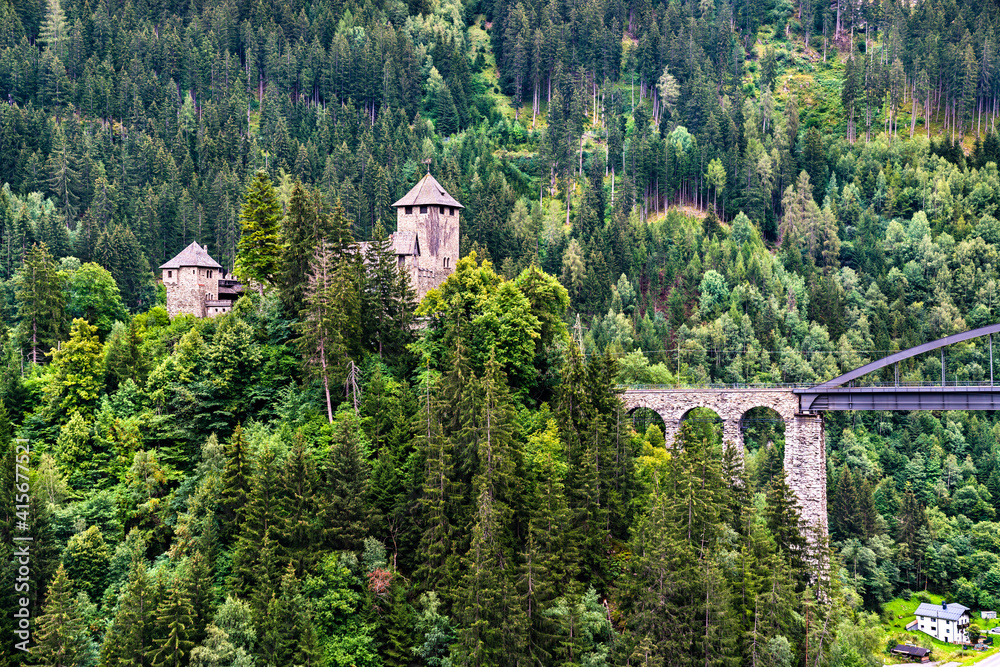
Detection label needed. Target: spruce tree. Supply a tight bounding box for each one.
[230,449,281,597]
[323,412,371,552]
[765,468,807,579]
[150,583,195,667]
[279,181,323,312]
[218,424,251,543]
[258,562,320,667]
[14,242,65,364]
[362,221,416,358]
[234,170,282,291]
[831,465,859,540]
[279,431,323,574]
[33,564,92,667]
[296,238,360,422]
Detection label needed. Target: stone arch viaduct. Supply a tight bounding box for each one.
[621,322,1000,538]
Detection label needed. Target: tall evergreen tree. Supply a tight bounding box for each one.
[234,170,283,292]
[14,243,65,364]
[33,564,92,667]
[150,583,195,667]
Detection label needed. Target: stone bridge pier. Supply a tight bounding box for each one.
[622,388,828,537]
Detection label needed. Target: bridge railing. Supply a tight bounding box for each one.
[618,383,812,390]
[618,381,1000,391]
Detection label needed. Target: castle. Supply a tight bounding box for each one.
[160,173,461,317]
[159,242,243,318]
[386,171,462,300]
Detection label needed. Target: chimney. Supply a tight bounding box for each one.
[943,602,948,610]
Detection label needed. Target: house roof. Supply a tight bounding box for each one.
[159,242,222,270]
[390,231,420,256]
[891,645,930,657]
[391,172,464,209]
[915,602,970,621]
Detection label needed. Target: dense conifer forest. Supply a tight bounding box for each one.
[5,0,1000,664]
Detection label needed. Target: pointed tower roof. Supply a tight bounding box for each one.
[159,241,223,270]
[391,172,464,209]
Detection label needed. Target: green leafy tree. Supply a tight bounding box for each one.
[61,524,111,601]
[64,262,127,339]
[44,318,105,418]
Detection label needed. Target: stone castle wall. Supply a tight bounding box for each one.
[621,388,828,535]
[396,206,459,300]
[163,267,218,318]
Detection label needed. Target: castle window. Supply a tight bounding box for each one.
[167,270,172,278]
[440,206,445,214]
[450,207,455,215]
[420,206,428,214]
[405,206,412,215]
[208,270,213,278]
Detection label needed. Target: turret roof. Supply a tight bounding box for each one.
[159,241,223,270]
[391,172,464,209]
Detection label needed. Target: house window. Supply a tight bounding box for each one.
[420,206,428,214]
[405,206,412,215]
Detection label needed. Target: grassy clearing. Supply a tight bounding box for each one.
[882,594,1000,665]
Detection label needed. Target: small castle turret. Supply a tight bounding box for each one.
[390,172,463,300]
[159,242,242,318]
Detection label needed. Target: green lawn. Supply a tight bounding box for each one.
[882,594,1000,665]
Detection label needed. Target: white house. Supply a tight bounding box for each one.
[914,602,971,643]
[982,611,997,620]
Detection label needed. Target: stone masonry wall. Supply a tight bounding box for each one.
[396,207,460,300]
[164,267,214,318]
[622,388,828,536]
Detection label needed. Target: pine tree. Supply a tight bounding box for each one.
[14,243,65,364]
[765,468,807,578]
[230,450,281,597]
[414,370,455,594]
[33,564,92,667]
[218,424,251,543]
[258,562,320,667]
[279,181,325,312]
[323,412,371,552]
[150,583,195,667]
[362,221,416,358]
[234,170,282,291]
[183,551,215,648]
[38,0,68,58]
[296,236,360,423]
[279,431,323,574]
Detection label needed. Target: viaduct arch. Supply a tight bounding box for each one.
[621,322,1000,539]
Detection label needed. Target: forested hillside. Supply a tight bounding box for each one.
[4,0,1000,664]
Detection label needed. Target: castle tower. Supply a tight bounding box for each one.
[159,242,241,318]
[391,172,463,300]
